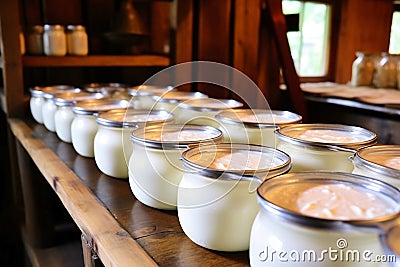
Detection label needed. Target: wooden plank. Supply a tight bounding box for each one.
[232,0,267,109]
[174,0,194,64]
[197,0,232,98]
[151,2,171,54]
[11,120,250,266]
[9,118,158,267]
[0,0,25,117]
[22,55,170,67]
[335,0,394,84]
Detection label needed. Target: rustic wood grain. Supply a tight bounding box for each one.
[9,118,158,267]
[9,119,250,266]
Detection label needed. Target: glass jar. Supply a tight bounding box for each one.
[215,109,302,147]
[94,109,174,179]
[276,124,377,172]
[178,143,291,252]
[39,85,79,131]
[350,145,400,189]
[29,87,46,124]
[66,25,88,56]
[152,91,208,114]
[26,25,44,55]
[250,171,400,267]
[43,24,67,56]
[175,98,243,127]
[129,124,224,210]
[350,51,375,86]
[53,91,104,143]
[71,99,131,157]
[373,52,397,88]
[128,85,175,109]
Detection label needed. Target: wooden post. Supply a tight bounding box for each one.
[16,140,55,248]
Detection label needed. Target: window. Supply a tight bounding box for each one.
[282,1,332,77]
[389,4,400,54]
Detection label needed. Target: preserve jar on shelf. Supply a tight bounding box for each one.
[372,52,397,88]
[66,25,89,56]
[26,25,44,55]
[350,51,375,86]
[43,24,67,56]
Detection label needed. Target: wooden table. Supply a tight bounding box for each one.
[9,118,249,267]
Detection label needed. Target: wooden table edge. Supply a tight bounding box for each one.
[8,118,158,267]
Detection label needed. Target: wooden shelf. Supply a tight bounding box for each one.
[22,227,84,267]
[9,119,249,266]
[22,55,170,67]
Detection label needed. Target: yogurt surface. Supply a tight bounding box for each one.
[297,129,363,143]
[265,182,398,221]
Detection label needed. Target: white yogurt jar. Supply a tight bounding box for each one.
[152,91,208,114]
[216,109,302,147]
[250,171,400,267]
[41,86,81,132]
[94,109,174,179]
[178,143,291,252]
[128,85,175,110]
[276,124,377,172]
[71,98,131,157]
[175,98,243,127]
[351,145,400,189]
[129,124,224,210]
[53,91,104,143]
[29,85,76,124]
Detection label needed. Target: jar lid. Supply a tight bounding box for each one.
[128,85,175,96]
[53,92,104,106]
[181,143,291,179]
[216,109,302,128]
[96,108,174,128]
[130,124,223,150]
[352,145,400,179]
[83,83,128,94]
[276,123,377,151]
[72,98,131,115]
[27,25,44,33]
[152,91,208,104]
[257,171,400,228]
[67,25,86,31]
[44,24,65,31]
[178,98,243,112]
[30,85,79,98]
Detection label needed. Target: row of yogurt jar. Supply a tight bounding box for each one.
[127,121,400,266]
[29,84,400,264]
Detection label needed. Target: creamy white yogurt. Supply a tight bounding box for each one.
[296,184,395,220]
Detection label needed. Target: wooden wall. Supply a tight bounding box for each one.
[18,0,395,110]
